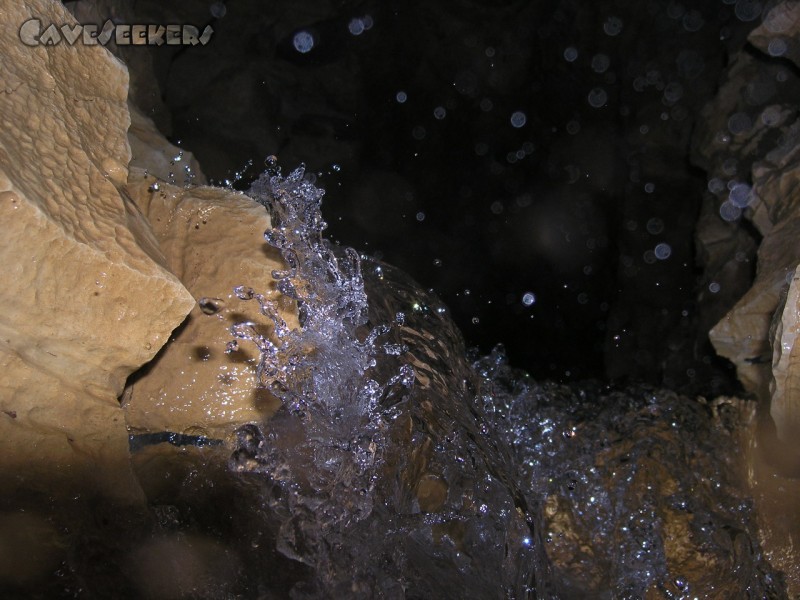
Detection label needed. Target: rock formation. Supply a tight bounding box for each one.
[0,0,195,505]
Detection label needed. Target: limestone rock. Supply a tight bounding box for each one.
[769,265,800,441]
[123,168,298,438]
[749,1,800,69]
[128,102,207,186]
[0,0,195,499]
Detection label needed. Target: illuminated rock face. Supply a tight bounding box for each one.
[122,168,298,438]
[692,0,800,442]
[0,0,194,501]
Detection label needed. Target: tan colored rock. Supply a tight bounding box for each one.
[128,102,207,186]
[708,217,800,400]
[769,265,800,440]
[749,1,800,69]
[123,168,298,438]
[0,0,195,499]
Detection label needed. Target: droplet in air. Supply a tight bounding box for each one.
[416,212,425,221]
[591,54,610,74]
[719,200,742,221]
[646,217,664,235]
[708,281,721,293]
[654,243,672,260]
[563,46,578,62]
[728,112,752,135]
[293,31,315,53]
[663,82,683,104]
[522,292,536,306]
[603,16,623,36]
[510,111,527,128]
[735,0,763,22]
[588,87,608,108]
[707,178,725,194]
[348,18,365,36]
[433,106,446,120]
[396,91,407,103]
[768,39,787,57]
[729,183,752,208]
[198,297,225,315]
[682,10,704,32]
[209,1,226,18]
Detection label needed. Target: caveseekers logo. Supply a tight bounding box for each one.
[19,19,213,46]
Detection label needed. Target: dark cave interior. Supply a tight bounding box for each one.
[115,0,773,393]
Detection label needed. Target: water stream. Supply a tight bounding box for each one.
[224,166,784,598]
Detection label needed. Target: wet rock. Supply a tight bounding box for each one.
[0,0,194,500]
[749,0,800,69]
[769,266,800,441]
[122,169,299,438]
[128,102,207,186]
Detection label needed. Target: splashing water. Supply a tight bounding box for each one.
[224,165,784,599]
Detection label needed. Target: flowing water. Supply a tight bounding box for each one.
[222,166,785,598]
[2,165,783,599]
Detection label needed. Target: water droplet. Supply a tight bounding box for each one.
[433,258,442,267]
[348,18,365,36]
[563,46,578,62]
[768,39,787,57]
[709,281,721,293]
[209,1,227,18]
[654,243,672,260]
[646,217,664,235]
[603,16,623,36]
[510,111,527,128]
[728,112,752,135]
[729,183,752,208]
[198,297,225,315]
[433,106,446,120]
[522,292,536,306]
[707,178,725,194]
[682,10,704,32]
[591,54,610,74]
[472,316,480,324]
[719,200,742,222]
[396,90,407,103]
[735,0,763,22]
[292,30,315,53]
[588,87,608,108]
[416,212,425,222]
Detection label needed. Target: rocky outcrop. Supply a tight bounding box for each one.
[0,0,196,506]
[122,168,298,438]
[691,1,800,433]
[691,2,800,593]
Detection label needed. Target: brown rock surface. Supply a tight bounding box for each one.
[128,102,207,186]
[0,0,194,499]
[122,168,298,438]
